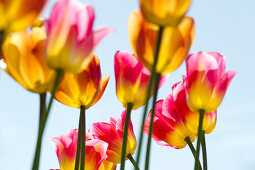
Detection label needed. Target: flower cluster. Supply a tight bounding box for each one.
[0,0,236,170]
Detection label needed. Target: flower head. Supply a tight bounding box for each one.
[145,82,216,149]
[184,52,236,112]
[128,10,194,75]
[139,0,192,26]
[52,129,109,170]
[55,55,109,109]
[46,0,113,73]
[1,23,55,93]
[0,0,47,32]
[114,51,167,109]
[90,110,137,163]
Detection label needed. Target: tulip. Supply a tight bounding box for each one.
[46,0,113,73]
[52,129,109,170]
[99,160,116,170]
[144,82,216,149]
[1,24,55,93]
[0,0,47,32]
[90,110,137,164]
[184,52,236,112]
[139,0,192,26]
[114,51,167,110]
[128,10,194,75]
[55,55,109,109]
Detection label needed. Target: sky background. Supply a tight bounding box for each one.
[0,0,255,169]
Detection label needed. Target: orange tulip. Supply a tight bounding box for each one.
[55,55,109,109]
[139,0,192,26]
[128,10,194,75]
[0,0,47,32]
[1,24,55,93]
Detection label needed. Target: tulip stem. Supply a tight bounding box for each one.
[120,103,133,170]
[74,107,83,170]
[80,106,86,170]
[39,93,47,130]
[145,73,161,170]
[32,69,63,170]
[135,26,164,169]
[194,109,205,170]
[127,154,140,170]
[201,131,207,170]
[0,30,5,58]
[185,137,202,170]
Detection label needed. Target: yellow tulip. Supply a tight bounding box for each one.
[0,0,47,32]
[139,0,192,26]
[128,10,195,75]
[1,24,55,93]
[55,55,109,109]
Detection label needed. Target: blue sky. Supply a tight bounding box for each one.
[0,0,255,169]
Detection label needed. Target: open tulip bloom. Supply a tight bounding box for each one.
[0,0,47,32]
[90,110,137,165]
[51,129,116,170]
[144,81,216,149]
[46,0,113,73]
[184,52,236,112]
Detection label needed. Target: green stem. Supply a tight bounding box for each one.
[127,154,140,170]
[145,73,161,170]
[120,103,133,170]
[194,109,205,170]
[0,30,6,59]
[32,69,63,170]
[185,137,202,170]
[74,108,83,170]
[201,131,207,170]
[80,106,86,170]
[135,26,164,169]
[39,93,47,130]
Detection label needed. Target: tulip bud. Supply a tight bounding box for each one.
[114,51,167,109]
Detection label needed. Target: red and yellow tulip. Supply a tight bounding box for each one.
[90,110,136,163]
[128,10,194,75]
[114,51,167,109]
[139,0,192,26]
[0,0,47,32]
[184,52,236,112]
[1,24,55,93]
[55,55,109,109]
[144,82,216,149]
[52,129,110,170]
[46,0,113,73]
